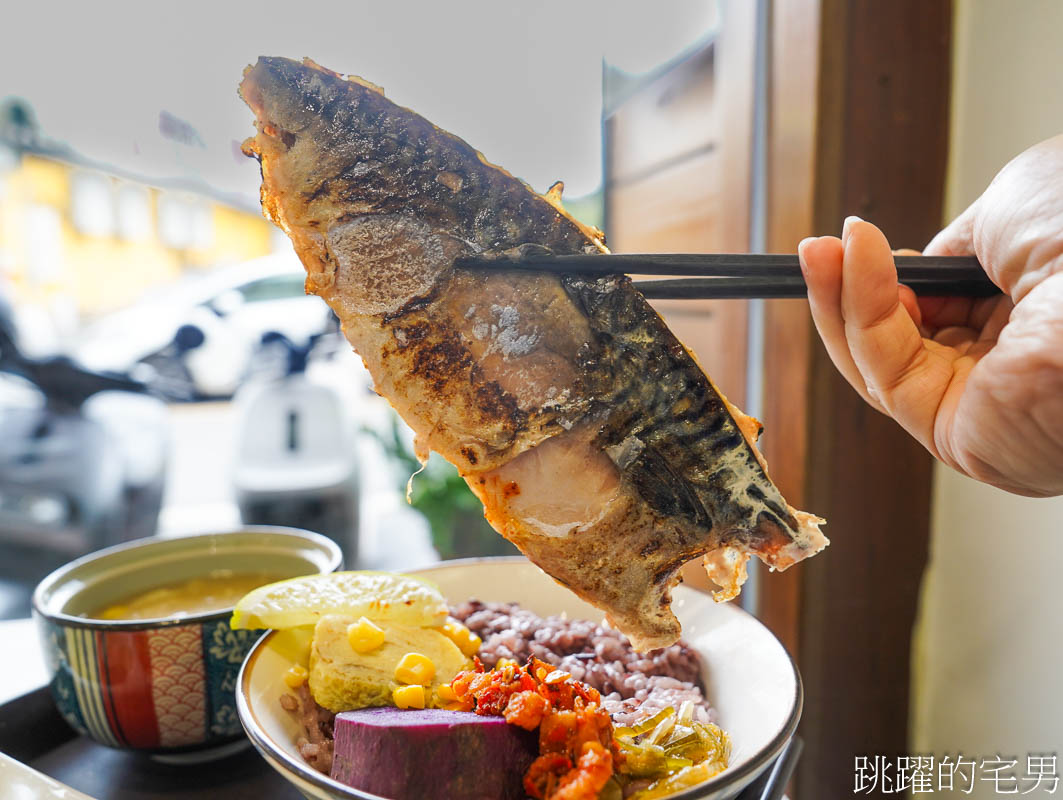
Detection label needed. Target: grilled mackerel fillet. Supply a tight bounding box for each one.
[239,57,827,651]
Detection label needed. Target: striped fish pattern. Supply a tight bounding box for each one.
[240,57,828,651]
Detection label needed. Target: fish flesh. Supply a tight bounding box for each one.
[239,57,827,651]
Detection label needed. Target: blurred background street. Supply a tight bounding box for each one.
[157,385,439,570]
[0,358,443,619]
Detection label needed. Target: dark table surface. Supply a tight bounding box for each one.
[1,685,796,800]
[0,687,301,799]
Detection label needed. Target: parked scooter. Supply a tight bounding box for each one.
[231,329,359,563]
[0,300,170,564]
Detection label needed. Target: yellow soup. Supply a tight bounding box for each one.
[93,571,286,621]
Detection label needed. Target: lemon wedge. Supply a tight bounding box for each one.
[230,571,448,631]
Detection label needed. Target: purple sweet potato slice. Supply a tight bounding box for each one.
[330,707,537,799]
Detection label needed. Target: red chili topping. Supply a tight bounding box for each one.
[449,657,618,800]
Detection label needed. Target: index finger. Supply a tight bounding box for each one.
[840,220,954,449]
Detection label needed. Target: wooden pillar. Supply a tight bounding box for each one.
[758,1,952,795]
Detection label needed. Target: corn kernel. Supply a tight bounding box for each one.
[284,664,308,688]
[394,652,435,685]
[347,617,387,654]
[444,701,466,712]
[441,621,483,657]
[496,658,518,671]
[393,684,425,710]
[436,683,458,702]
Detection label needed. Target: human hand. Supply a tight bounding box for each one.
[798,134,1063,497]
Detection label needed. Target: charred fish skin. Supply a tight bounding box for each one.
[564,274,807,565]
[241,56,602,472]
[240,57,601,263]
[240,56,828,651]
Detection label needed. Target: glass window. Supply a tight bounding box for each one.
[157,193,192,249]
[115,183,152,242]
[25,204,62,282]
[190,202,214,249]
[70,171,114,237]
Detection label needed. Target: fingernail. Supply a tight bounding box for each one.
[842,215,863,243]
[797,237,815,275]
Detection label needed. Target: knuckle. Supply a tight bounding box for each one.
[877,345,929,405]
[853,302,900,335]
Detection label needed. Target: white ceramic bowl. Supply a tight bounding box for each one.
[237,558,801,800]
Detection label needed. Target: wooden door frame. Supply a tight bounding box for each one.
[758,0,952,796]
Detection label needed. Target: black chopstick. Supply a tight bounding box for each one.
[633,276,1000,299]
[454,252,1000,299]
[456,252,986,278]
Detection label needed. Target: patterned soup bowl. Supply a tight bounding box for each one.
[32,527,342,758]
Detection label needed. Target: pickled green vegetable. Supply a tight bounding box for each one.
[613,705,731,794]
[662,731,700,754]
[617,741,670,777]
[630,707,674,737]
